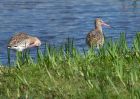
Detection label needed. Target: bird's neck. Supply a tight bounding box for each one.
[95,24,103,33]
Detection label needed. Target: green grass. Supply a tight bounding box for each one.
[1,33,140,99]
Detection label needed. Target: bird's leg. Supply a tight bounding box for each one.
[97,44,100,49]
[23,49,30,63]
[15,51,23,68]
[7,48,11,66]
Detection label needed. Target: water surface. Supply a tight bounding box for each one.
[0,0,140,64]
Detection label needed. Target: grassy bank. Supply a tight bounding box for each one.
[1,33,140,99]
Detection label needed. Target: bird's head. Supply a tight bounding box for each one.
[34,37,41,47]
[95,18,111,28]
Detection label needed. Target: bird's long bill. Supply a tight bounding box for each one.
[28,43,36,48]
[102,22,111,28]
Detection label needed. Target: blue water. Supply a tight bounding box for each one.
[0,0,140,64]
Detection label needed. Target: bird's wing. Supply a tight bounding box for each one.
[86,30,103,47]
[87,30,100,42]
[8,33,30,47]
[16,39,31,48]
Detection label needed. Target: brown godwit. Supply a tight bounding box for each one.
[86,18,110,48]
[8,32,41,51]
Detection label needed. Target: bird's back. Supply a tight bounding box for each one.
[8,32,30,47]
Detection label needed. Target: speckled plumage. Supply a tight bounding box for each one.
[86,29,104,48]
[86,18,110,48]
[8,33,30,47]
[8,32,41,51]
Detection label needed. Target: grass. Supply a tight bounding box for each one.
[1,33,140,99]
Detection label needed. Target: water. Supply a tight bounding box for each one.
[0,0,140,64]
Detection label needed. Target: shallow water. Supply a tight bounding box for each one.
[0,0,140,64]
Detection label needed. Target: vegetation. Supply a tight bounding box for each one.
[1,33,140,99]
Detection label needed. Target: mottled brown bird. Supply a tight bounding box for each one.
[8,32,41,51]
[86,18,110,48]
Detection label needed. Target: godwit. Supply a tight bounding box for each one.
[86,18,110,48]
[8,32,41,51]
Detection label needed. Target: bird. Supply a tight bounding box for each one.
[86,18,111,48]
[8,32,41,51]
